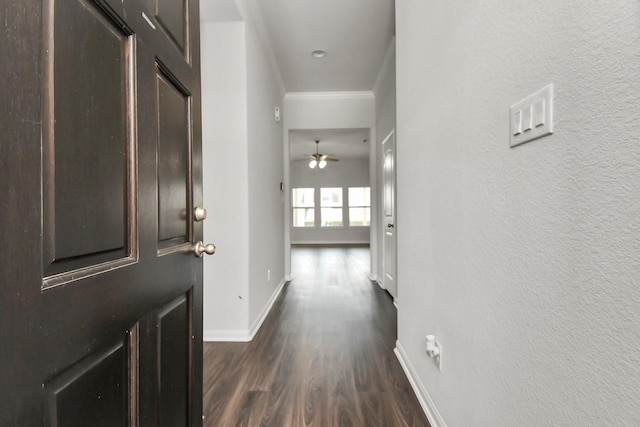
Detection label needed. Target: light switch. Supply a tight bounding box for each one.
[533,99,545,127]
[512,110,522,136]
[510,84,554,147]
[522,105,533,132]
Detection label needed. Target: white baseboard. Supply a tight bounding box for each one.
[394,341,447,427]
[203,329,251,342]
[203,277,288,343]
[247,277,287,340]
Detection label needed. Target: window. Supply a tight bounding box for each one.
[293,186,371,229]
[348,187,371,226]
[292,188,315,227]
[320,187,343,227]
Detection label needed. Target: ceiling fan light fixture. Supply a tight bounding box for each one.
[311,49,326,59]
[306,140,336,169]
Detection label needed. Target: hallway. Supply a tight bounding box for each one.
[202,245,429,426]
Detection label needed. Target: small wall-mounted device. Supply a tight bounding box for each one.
[510,84,554,147]
[274,106,281,122]
[425,335,442,371]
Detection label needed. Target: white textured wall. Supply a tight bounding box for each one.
[396,1,640,426]
[201,3,286,339]
[244,0,287,330]
[290,159,370,244]
[201,22,250,334]
[284,93,375,130]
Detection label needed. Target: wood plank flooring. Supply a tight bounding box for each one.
[203,245,430,427]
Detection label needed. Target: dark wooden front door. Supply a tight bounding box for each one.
[1,0,204,425]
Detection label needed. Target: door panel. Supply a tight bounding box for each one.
[158,295,191,427]
[43,0,136,283]
[156,0,188,56]
[157,67,191,249]
[0,0,204,424]
[44,341,129,426]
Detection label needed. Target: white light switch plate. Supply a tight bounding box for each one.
[510,84,554,147]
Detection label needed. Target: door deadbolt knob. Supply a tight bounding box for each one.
[387,223,395,228]
[194,207,207,222]
[194,241,216,257]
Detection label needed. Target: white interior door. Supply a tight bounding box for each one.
[382,131,397,299]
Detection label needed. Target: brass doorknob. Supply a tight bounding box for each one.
[194,207,208,222]
[194,241,216,257]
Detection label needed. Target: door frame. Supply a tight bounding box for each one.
[381,129,397,300]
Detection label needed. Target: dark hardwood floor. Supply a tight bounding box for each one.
[203,245,430,427]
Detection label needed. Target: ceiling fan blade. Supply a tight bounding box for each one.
[304,141,339,164]
[295,154,323,162]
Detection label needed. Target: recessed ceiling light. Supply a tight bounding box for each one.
[311,49,326,59]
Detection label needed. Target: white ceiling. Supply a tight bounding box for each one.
[289,129,370,161]
[253,0,395,92]
[200,0,395,93]
[200,0,392,160]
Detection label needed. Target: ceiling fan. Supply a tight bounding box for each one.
[306,140,339,169]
